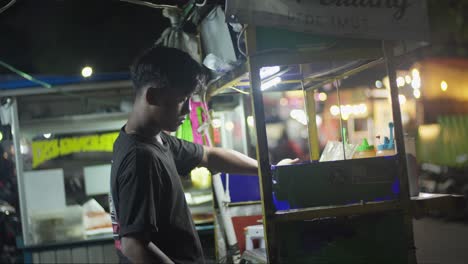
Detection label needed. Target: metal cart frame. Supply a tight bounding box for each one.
[208,25,417,263]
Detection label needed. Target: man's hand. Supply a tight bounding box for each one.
[121,236,174,264]
[276,158,301,166]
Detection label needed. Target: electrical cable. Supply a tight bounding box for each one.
[197,81,214,146]
[0,60,51,89]
[119,0,178,10]
[237,26,247,58]
[195,0,206,7]
[0,0,16,14]
[0,59,120,107]
[227,86,249,95]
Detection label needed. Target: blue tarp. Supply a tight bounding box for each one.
[0,72,130,90]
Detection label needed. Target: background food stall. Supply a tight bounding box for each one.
[0,76,215,263]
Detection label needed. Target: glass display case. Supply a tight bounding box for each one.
[204,20,426,262]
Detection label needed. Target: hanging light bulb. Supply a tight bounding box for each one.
[81,66,93,78]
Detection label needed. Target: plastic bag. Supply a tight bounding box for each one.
[319,141,357,162]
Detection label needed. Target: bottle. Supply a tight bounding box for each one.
[353,138,376,159]
[376,122,396,157]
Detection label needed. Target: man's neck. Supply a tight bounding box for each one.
[125,108,161,139]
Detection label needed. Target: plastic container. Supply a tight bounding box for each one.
[31,205,84,244]
[376,122,396,157]
[376,137,396,157]
[353,138,376,159]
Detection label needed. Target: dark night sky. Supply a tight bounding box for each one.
[0,0,189,75]
[2,0,467,77]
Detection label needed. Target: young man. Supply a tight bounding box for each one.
[110,46,298,264]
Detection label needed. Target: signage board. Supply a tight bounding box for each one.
[226,0,430,41]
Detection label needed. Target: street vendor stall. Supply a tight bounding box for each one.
[202,1,465,263]
[0,77,215,263]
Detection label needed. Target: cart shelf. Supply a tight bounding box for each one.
[207,57,384,99]
[274,200,401,222]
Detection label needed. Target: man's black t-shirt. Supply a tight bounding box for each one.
[109,127,204,264]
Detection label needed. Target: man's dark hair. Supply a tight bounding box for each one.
[130,46,206,95]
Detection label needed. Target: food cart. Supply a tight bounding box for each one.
[205,1,464,263]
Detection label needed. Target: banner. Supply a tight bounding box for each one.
[31,132,119,168]
[226,0,430,41]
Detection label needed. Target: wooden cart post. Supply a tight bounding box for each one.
[245,26,280,263]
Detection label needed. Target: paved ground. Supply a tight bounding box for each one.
[414,218,468,264]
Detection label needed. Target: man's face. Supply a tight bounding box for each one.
[157,91,191,132]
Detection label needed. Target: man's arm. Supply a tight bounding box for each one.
[121,236,174,264]
[200,146,258,175]
[199,146,300,175]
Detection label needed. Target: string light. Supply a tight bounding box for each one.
[405,75,412,84]
[318,92,327,101]
[411,69,420,78]
[440,81,448,92]
[397,77,405,87]
[330,105,340,116]
[411,78,421,89]
[375,80,383,88]
[330,104,367,117]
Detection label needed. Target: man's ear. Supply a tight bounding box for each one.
[145,87,163,106]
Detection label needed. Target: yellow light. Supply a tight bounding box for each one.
[0,131,3,141]
[375,80,383,88]
[440,81,448,92]
[225,121,234,131]
[290,109,307,125]
[358,104,367,114]
[352,105,361,115]
[418,124,440,141]
[397,77,405,87]
[318,92,328,101]
[413,89,421,99]
[405,75,412,84]
[81,66,93,78]
[342,114,349,121]
[342,105,352,116]
[383,77,390,89]
[411,69,420,78]
[330,105,340,116]
[411,78,421,89]
[399,94,407,105]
